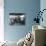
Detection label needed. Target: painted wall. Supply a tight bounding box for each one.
[4,0,40,42]
[40,0,46,27]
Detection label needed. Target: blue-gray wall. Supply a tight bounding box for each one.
[4,0,40,42]
[40,0,46,27]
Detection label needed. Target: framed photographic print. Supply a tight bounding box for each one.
[9,13,26,25]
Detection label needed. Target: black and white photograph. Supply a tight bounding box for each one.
[9,13,26,25]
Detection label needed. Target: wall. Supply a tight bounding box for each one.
[4,0,40,42]
[40,0,46,26]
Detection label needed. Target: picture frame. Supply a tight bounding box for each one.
[9,13,26,25]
